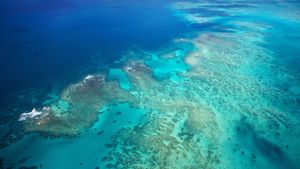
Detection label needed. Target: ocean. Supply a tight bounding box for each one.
[0,0,300,169]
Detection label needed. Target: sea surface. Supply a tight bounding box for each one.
[0,0,300,169]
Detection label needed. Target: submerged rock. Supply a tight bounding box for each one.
[97,130,104,135]
[18,165,38,169]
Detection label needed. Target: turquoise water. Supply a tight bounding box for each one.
[1,0,300,169]
[107,69,131,90]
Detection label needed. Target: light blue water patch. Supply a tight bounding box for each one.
[107,69,131,90]
[145,46,192,81]
[92,102,147,133]
[107,68,131,90]
[159,43,193,58]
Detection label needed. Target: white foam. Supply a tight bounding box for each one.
[125,66,133,71]
[83,74,96,83]
[84,75,94,80]
[18,107,50,121]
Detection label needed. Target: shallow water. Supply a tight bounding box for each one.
[0,0,300,169]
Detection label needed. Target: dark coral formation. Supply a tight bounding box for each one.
[103,111,220,169]
[22,74,134,136]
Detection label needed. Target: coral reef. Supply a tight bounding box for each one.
[21,74,134,135]
[13,1,300,168]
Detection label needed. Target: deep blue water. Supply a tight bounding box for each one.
[0,0,192,102]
